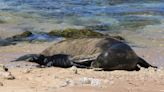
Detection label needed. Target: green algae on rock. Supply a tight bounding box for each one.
[6,31,32,41]
[48,28,104,38]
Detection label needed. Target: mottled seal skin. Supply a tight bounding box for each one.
[91,43,157,71]
[12,54,93,68]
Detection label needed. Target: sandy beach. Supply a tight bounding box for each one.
[0,41,163,92]
[0,1,164,91]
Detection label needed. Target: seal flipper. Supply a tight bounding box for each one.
[11,54,40,62]
[72,58,95,68]
[137,57,157,68]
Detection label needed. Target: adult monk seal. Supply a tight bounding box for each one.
[11,37,157,71]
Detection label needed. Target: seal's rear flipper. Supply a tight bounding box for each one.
[138,57,157,68]
[11,54,40,62]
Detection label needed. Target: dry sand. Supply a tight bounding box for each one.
[0,41,164,92]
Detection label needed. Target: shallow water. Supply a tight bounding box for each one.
[0,0,164,31]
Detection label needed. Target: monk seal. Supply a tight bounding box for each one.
[11,37,157,71]
[12,54,93,68]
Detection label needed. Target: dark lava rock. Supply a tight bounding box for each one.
[0,39,16,46]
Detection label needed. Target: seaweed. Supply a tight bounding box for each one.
[48,28,104,38]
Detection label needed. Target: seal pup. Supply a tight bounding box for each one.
[12,54,93,68]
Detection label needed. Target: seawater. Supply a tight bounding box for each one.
[0,0,164,44]
[0,0,164,31]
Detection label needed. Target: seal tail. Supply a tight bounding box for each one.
[11,54,40,62]
[137,57,157,68]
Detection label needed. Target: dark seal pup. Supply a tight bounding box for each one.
[12,54,93,68]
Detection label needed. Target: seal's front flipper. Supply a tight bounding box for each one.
[11,54,40,62]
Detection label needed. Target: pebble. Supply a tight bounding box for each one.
[0,82,3,86]
[79,77,101,87]
[0,64,8,72]
[54,76,59,79]
[79,77,91,84]
[90,78,101,86]
[0,71,15,80]
[22,69,31,74]
[70,66,78,74]
[59,79,72,88]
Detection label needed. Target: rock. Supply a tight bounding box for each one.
[79,77,101,87]
[0,71,15,80]
[59,79,72,88]
[70,66,78,74]
[0,64,8,72]
[0,39,16,46]
[90,78,101,87]
[0,82,3,86]
[79,77,91,84]
[22,69,31,74]
[85,24,111,31]
[5,31,32,42]
[48,28,104,38]
[0,64,15,80]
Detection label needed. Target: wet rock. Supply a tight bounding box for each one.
[0,39,16,46]
[85,24,114,31]
[48,28,104,38]
[5,31,62,43]
[5,31,32,42]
